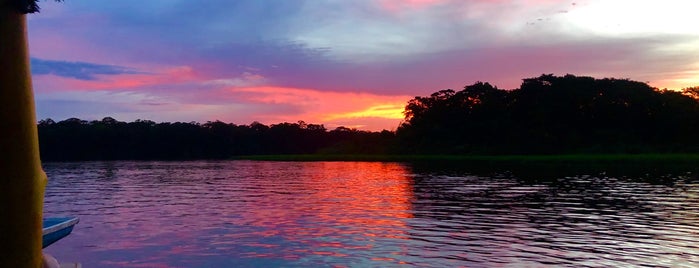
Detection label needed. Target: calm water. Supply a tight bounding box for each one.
[43,161,699,267]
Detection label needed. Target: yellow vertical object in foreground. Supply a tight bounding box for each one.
[0,1,46,267]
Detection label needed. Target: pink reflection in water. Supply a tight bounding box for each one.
[44,161,415,267]
[239,162,414,258]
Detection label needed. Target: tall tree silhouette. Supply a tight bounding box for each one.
[398,74,699,154]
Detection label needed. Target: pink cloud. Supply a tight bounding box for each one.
[223,86,411,130]
[35,71,413,130]
[33,66,200,93]
[29,1,699,131]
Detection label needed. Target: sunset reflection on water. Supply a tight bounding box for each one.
[43,161,699,267]
[43,161,415,267]
[221,161,415,265]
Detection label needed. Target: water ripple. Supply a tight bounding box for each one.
[42,161,699,267]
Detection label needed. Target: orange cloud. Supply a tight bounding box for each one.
[33,66,411,130]
[322,105,405,121]
[229,86,411,130]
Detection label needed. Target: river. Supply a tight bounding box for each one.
[43,160,699,267]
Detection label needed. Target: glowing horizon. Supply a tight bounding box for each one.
[28,0,699,131]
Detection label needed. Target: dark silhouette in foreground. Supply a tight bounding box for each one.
[398,74,699,154]
[38,74,699,161]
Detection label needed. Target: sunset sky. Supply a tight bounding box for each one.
[28,0,699,131]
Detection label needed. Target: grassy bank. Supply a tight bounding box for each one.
[234,153,699,163]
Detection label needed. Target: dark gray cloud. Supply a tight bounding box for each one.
[30,58,142,80]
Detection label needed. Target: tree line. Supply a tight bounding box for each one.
[38,74,699,161]
[38,118,394,161]
[397,74,699,154]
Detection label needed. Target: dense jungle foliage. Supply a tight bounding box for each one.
[38,74,699,160]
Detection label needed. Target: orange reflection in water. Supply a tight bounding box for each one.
[308,162,413,233]
[233,161,415,262]
[46,161,415,267]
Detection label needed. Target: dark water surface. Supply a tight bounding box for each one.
[43,161,699,267]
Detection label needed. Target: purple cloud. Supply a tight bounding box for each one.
[26,0,699,130]
[31,58,143,80]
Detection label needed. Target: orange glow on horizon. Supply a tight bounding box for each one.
[37,63,699,132]
[322,104,405,121]
[649,70,699,91]
[229,86,410,130]
[33,70,411,130]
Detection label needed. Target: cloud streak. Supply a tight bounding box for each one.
[26,0,699,130]
[31,58,143,80]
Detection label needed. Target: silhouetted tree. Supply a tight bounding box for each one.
[683,86,699,100]
[36,75,699,160]
[38,118,395,161]
[398,74,699,154]
[13,0,62,14]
